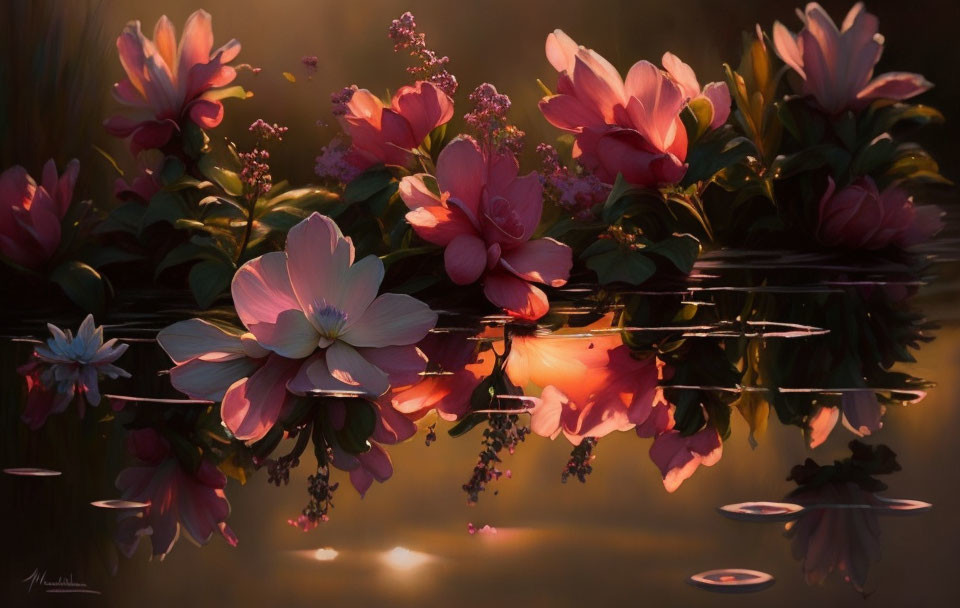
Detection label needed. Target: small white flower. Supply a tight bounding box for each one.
[34,314,130,405]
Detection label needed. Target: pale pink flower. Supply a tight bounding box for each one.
[0,159,78,269]
[504,314,663,444]
[115,428,237,560]
[105,10,242,152]
[648,427,723,493]
[807,391,887,448]
[231,213,437,436]
[817,176,943,249]
[400,137,572,320]
[773,2,932,114]
[539,30,728,186]
[337,80,454,171]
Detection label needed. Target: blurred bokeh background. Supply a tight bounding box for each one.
[2,0,959,606]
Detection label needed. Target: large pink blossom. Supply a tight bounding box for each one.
[504,315,663,444]
[773,3,932,114]
[817,176,942,249]
[338,81,454,171]
[0,159,78,269]
[115,428,237,560]
[400,137,572,320]
[159,213,437,442]
[539,30,729,187]
[105,10,242,153]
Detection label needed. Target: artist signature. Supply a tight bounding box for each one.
[21,568,101,595]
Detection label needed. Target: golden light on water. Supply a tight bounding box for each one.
[381,546,433,570]
[313,547,339,561]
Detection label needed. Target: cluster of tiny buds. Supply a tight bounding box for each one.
[467,523,498,535]
[561,438,597,484]
[248,119,288,142]
[388,12,457,96]
[266,453,299,486]
[289,463,338,531]
[331,86,357,117]
[239,148,272,198]
[465,83,524,156]
[599,224,646,251]
[537,143,608,220]
[462,413,527,504]
[315,136,361,184]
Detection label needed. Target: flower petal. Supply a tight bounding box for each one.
[340,293,437,348]
[444,233,487,285]
[157,319,245,364]
[500,238,572,287]
[483,271,550,320]
[325,341,389,396]
[170,356,260,401]
[221,354,297,441]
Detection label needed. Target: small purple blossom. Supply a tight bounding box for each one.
[315,136,361,183]
[388,12,457,95]
[331,86,357,117]
[240,119,288,198]
[465,83,525,156]
[248,119,288,142]
[537,143,609,220]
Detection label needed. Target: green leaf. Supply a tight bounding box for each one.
[583,241,657,285]
[645,235,700,273]
[343,167,394,205]
[335,401,377,454]
[141,191,189,231]
[159,156,186,186]
[379,245,437,268]
[50,261,106,313]
[198,153,243,196]
[683,97,715,142]
[682,127,754,185]
[80,246,142,269]
[188,259,235,308]
[93,201,145,235]
[155,242,224,278]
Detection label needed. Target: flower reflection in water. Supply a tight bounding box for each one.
[381,546,434,571]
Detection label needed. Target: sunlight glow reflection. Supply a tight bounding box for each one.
[381,546,432,570]
[313,547,338,561]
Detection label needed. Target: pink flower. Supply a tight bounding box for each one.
[400,137,572,320]
[773,2,932,114]
[381,331,496,421]
[232,213,435,438]
[661,52,732,128]
[504,314,663,443]
[324,400,418,497]
[648,427,723,493]
[337,81,454,171]
[539,30,728,187]
[105,10,242,153]
[817,176,943,249]
[0,159,78,269]
[807,391,886,448]
[115,428,237,559]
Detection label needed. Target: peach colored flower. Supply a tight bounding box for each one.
[807,391,887,448]
[400,137,572,320]
[338,81,454,171]
[381,331,497,422]
[0,159,78,269]
[504,314,664,444]
[115,428,237,559]
[105,10,241,152]
[773,2,932,114]
[817,176,943,249]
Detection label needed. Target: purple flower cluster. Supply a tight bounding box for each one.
[315,136,361,183]
[462,413,528,504]
[330,85,357,117]
[388,12,457,96]
[248,119,288,142]
[465,83,525,156]
[537,143,609,220]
